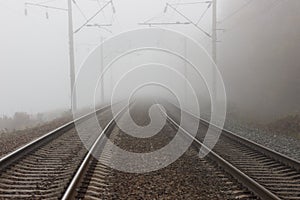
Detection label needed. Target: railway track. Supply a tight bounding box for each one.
[62,104,125,200]
[165,102,300,200]
[0,104,115,199]
[0,100,299,199]
[63,102,257,199]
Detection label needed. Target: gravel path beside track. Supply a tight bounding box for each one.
[0,117,71,159]
[0,108,113,199]
[224,119,300,161]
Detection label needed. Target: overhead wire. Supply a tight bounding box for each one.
[196,1,211,25]
[167,0,182,23]
[73,0,88,20]
[74,0,112,33]
[218,0,254,24]
[260,0,282,14]
[141,11,167,25]
[170,1,212,6]
[38,0,59,5]
[95,0,108,23]
[167,3,212,38]
[222,0,285,33]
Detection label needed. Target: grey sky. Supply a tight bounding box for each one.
[0,0,299,120]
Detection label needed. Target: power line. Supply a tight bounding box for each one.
[99,0,108,22]
[143,12,164,23]
[24,2,68,11]
[73,0,88,20]
[261,0,282,14]
[139,22,191,26]
[170,1,212,6]
[38,0,59,5]
[85,23,112,33]
[74,0,114,34]
[140,10,190,26]
[24,0,116,109]
[82,0,110,23]
[222,0,285,33]
[218,0,254,24]
[139,1,213,39]
[167,0,181,24]
[165,3,212,38]
[196,1,212,25]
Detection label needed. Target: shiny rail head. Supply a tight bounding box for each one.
[72,28,227,173]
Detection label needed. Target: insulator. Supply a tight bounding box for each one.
[46,11,49,19]
[24,8,28,16]
[164,6,168,13]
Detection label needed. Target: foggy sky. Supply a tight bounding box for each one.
[0,0,299,121]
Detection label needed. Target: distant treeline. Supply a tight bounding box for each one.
[0,110,71,133]
[0,112,44,132]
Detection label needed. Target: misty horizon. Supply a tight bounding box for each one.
[0,0,299,122]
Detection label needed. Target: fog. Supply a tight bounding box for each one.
[0,0,299,123]
[219,0,300,121]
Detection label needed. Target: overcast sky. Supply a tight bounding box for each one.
[0,0,299,120]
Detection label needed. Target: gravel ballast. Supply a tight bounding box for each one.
[0,116,71,158]
[84,102,254,199]
[224,118,300,161]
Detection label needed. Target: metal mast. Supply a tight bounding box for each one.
[25,0,115,110]
[212,0,217,101]
[67,0,77,110]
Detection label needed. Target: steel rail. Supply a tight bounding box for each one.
[0,104,111,171]
[61,104,128,200]
[168,102,300,172]
[158,105,281,200]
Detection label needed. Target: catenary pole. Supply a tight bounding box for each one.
[212,0,217,101]
[67,0,77,110]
